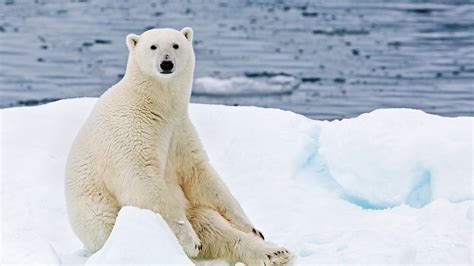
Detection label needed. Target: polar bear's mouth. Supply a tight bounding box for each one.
[159,60,175,74]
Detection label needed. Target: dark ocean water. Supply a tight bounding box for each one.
[0,0,473,120]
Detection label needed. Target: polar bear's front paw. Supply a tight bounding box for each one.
[180,235,202,258]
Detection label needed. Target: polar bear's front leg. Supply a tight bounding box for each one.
[121,171,202,258]
[186,164,259,234]
[160,183,203,258]
[179,122,264,239]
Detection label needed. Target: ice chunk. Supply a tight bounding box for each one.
[193,75,300,96]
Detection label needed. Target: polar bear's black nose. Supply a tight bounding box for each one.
[160,60,174,73]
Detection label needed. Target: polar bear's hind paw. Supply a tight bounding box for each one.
[246,245,294,265]
[263,247,294,265]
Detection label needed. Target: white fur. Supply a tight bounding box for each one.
[65,27,294,265]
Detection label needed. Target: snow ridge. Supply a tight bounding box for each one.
[297,123,438,210]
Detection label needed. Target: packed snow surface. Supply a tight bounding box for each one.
[1,98,472,264]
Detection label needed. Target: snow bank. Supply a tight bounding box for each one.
[193,75,300,96]
[318,108,473,208]
[1,98,472,264]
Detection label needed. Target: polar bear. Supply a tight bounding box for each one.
[65,27,294,265]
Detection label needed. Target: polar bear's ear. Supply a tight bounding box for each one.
[181,27,193,43]
[126,34,140,51]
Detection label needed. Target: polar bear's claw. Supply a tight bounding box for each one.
[252,228,265,240]
[196,243,203,251]
[260,246,295,265]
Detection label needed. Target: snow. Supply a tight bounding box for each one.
[193,75,300,96]
[86,207,192,265]
[1,98,472,264]
[318,109,473,208]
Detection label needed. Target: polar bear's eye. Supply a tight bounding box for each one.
[173,44,179,49]
[150,45,157,50]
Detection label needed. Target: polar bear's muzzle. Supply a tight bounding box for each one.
[159,60,175,74]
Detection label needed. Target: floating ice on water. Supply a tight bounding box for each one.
[193,75,300,96]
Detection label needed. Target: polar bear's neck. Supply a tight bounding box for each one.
[117,57,194,118]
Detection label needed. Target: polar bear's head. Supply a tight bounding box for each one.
[126,27,194,79]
